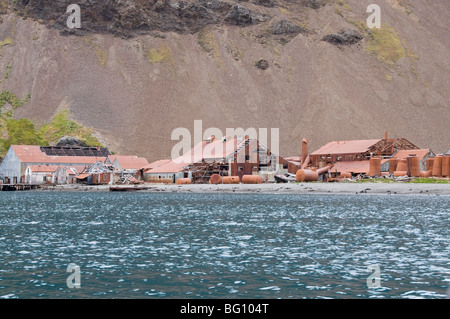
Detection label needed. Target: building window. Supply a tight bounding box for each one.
[283,164,288,169]
[245,155,250,161]
[238,166,244,171]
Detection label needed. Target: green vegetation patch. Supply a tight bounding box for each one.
[39,109,103,147]
[1,118,46,154]
[366,25,406,64]
[0,90,30,117]
[355,178,394,183]
[409,178,449,184]
[0,97,103,158]
[147,43,173,64]
[0,37,13,48]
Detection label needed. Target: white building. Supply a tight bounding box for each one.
[24,165,58,184]
[0,145,108,184]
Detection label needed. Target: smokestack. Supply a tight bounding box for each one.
[384,131,388,140]
[302,138,308,163]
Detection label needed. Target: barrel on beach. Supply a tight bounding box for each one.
[241,175,263,184]
[296,169,319,182]
[209,174,222,184]
[176,178,192,184]
[222,176,240,184]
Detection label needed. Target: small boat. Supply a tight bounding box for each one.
[274,173,297,183]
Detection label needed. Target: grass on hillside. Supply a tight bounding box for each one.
[39,109,103,147]
[366,24,406,64]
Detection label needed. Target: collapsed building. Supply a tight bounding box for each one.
[144,135,292,184]
[292,133,437,181]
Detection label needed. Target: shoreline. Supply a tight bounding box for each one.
[35,182,450,196]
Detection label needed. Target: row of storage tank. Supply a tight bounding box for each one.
[176,175,264,185]
[295,154,450,182]
[389,155,450,178]
[177,155,450,184]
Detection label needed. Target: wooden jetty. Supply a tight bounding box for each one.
[0,184,41,191]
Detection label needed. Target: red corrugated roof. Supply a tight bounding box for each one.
[311,139,382,155]
[110,155,150,170]
[330,160,388,174]
[144,161,188,174]
[142,159,172,171]
[392,149,431,160]
[27,165,59,173]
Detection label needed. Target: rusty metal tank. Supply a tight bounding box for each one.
[442,155,450,177]
[176,178,192,184]
[406,155,420,177]
[296,169,319,182]
[393,171,407,177]
[420,170,432,178]
[426,158,434,172]
[241,175,264,184]
[222,176,240,184]
[209,174,223,184]
[369,158,381,176]
[389,158,398,174]
[432,156,443,177]
[396,160,408,172]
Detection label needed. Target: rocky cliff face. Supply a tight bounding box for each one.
[0,0,449,160]
[10,0,314,35]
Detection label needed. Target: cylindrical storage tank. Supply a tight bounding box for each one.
[222,176,240,184]
[426,158,434,172]
[406,155,420,177]
[389,158,399,174]
[369,158,381,176]
[209,174,222,184]
[241,175,263,184]
[432,156,443,177]
[176,178,192,184]
[393,171,407,177]
[296,169,319,182]
[442,156,450,177]
[396,160,408,172]
[420,170,432,178]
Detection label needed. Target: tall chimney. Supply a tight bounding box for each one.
[302,138,308,163]
[384,131,388,140]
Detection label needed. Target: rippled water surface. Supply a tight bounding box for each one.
[0,192,449,299]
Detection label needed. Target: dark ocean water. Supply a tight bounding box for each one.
[0,192,448,299]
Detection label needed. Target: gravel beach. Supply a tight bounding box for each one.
[40,182,450,196]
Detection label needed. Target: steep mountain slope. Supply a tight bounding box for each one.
[0,0,448,161]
